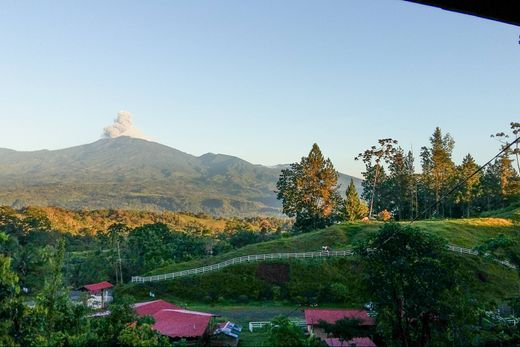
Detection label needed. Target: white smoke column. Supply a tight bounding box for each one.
[103,111,151,140]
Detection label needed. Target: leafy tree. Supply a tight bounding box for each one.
[276,143,341,231]
[455,154,481,217]
[492,122,520,174]
[356,138,398,218]
[38,239,67,340]
[497,153,520,204]
[0,232,21,346]
[127,224,172,273]
[356,223,471,346]
[343,178,368,221]
[118,322,170,347]
[316,318,364,344]
[387,148,417,220]
[267,315,306,347]
[477,160,502,211]
[420,127,456,218]
[92,296,139,346]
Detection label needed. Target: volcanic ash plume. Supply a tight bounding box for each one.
[103,111,151,140]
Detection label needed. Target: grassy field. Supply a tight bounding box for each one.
[148,217,517,276]
[120,216,520,304]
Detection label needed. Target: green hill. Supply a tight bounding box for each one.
[0,137,361,216]
[121,218,519,306]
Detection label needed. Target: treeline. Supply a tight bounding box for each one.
[0,205,291,235]
[360,124,520,220]
[0,207,283,289]
[277,123,519,230]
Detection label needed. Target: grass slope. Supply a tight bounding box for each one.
[147,218,515,276]
[119,218,519,309]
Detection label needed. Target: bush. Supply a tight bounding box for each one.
[377,209,392,221]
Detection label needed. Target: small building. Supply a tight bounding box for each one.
[304,309,376,347]
[212,321,242,347]
[79,281,114,309]
[134,300,217,345]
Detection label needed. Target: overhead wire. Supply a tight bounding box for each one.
[411,135,520,223]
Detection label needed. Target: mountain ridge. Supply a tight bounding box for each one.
[0,137,362,216]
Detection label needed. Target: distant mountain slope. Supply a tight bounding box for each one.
[0,137,362,216]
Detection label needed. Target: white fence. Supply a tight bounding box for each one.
[248,321,307,332]
[131,245,517,283]
[447,245,517,269]
[131,250,353,283]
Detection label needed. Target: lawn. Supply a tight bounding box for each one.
[146,218,516,276]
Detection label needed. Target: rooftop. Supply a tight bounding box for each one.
[82,281,113,293]
[152,309,213,338]
[133,300,181,317]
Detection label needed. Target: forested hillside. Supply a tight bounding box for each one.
[0,137,361,216]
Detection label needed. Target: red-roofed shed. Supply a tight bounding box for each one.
[152,309,213,339]
[82,281,113,294]
[133,299,216,342]
[133,300,181,317]
[80,281,114,309]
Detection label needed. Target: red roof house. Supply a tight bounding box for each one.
[152,309,213,339]
[304,309,375,326]
[133,300,181,316]
[133,300,216,340]
[80,281,114,309]
[82,281,113,294]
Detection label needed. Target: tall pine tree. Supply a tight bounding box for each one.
[344,179,367,221]
[455,154,481,217]
[276,144,341,231]
[421,128,456,218]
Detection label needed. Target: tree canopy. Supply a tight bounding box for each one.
[276,143,341,231]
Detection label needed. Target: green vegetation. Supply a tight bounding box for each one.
[357,223,468,346]
[276,143,342,231]
[0,205,291,235]
[266,316,320,347]
[356,125,520,221]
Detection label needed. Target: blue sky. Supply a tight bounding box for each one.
[0,0,518,176]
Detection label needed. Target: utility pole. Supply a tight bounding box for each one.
[117,238,123,284]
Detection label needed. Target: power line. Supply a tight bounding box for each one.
[411,135,520,223]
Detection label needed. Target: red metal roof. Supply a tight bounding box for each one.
[133,300,214,339]
[304,309,375,326]
[133,300,181,317]
[152,309,212,338]
[324,337,377,347]
[82,281,113,293]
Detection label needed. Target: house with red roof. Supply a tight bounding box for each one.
[133,299,181,316]
[79,281,114,309]
[133,300,217,344]
[304,309,376,347]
